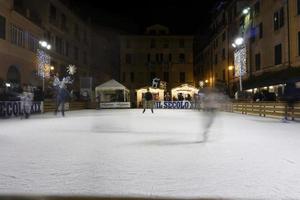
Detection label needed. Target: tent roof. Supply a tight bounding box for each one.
[135,86,164,91]
[95,79,129,91]
[171,84,198,92]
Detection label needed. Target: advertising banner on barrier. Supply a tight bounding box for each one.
[154,101,192,109]
[0,101,43,118]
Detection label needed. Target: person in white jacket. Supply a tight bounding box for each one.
[20,86,34,119]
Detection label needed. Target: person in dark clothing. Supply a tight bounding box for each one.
[282,82,297,121]
[177,93,184,101]
[143,88,154,113]
[185,94,192,101]
[54,87,70,116]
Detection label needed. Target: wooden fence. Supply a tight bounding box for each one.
[220,101,300,120]
[43,100,88,113]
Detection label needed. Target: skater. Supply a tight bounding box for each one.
[53,74,71,117]
[199,88,220,142]
[95,94,101,110]
[20,85,33,119]
[54,83,70,117]
[282,82,298,121]
[143,88,154,113]
[164,92,171,101]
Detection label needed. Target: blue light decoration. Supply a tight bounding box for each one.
[37,49,51,78]
[234,45,247,77]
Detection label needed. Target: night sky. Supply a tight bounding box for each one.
[62,0,221,34]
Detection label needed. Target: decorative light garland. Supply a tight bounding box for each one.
[67,64,77,75]
[234,45,247,77]
[37,49,50,78]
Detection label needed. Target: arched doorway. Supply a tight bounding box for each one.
[7,65,21,87]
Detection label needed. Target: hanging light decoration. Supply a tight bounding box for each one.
[37,49,51,78]
[67,64,77,75]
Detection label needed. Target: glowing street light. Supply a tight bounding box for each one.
[228,65,234,71]
[39,40,51,50]
[234,37,244,46]
[242,7,250,15]
[232,37,244,49]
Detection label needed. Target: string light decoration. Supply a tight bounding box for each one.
[234,45,247,77]
[37,49,51,78]
[67,64,77,75]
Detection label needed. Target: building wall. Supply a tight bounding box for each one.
[289,0,300,68]
[32,0,93,78]
[0,0,43,87]
[197,0,300,94]
[120,26,194,103]
[0,0,117,94]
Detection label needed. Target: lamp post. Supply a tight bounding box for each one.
[227,65,234,95]
[38,40,51,92]
[232,36,245,92]
[230,7,251,92]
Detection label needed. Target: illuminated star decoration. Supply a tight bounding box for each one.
[67,65,77,75]
[37,49,50,78]
[234,45,247,77]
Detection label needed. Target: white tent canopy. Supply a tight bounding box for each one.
[171,84,199,100]
[95,79,130,103]
[136,86,164,108]
[95,79,129,92]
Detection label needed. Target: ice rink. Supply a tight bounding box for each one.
[1,109,300,199]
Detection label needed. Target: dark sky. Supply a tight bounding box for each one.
[62,0,221,34]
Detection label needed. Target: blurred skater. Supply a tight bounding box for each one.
[198,88,223,142]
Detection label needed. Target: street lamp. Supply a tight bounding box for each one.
[38,40,51,93]
[227,66,234,96]
[39,40,51,50]
[242,7,250,15]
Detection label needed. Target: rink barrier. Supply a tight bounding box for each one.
[220,101,300,120]
[0,101,42,118]
[43,100,88,112]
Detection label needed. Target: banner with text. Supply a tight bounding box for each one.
[0,101,43,118]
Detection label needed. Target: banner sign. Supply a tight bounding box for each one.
[0,101,42,117]
[154,101,191,109]
[100,102,131,108]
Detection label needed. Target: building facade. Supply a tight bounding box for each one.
[0,0,44,88]
[120,25,194,106]
[195,0,248,94]
[196,0,300,97]
[0,0,116,97]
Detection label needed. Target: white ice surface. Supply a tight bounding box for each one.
[0,109,300,199]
